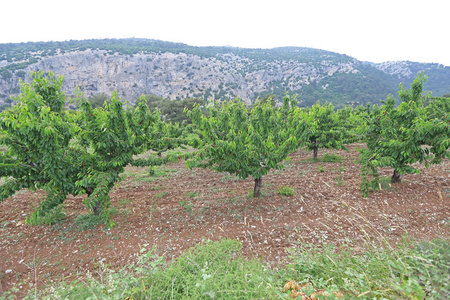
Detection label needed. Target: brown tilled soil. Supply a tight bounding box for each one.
[1,144,449,297]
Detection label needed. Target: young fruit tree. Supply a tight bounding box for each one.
[140,120,190,175]
[359,72,450,196]
[305,101,347,160]
[146,121,183,155]
[335,104,371,144]
[185,95,308,198]
[0,72,160,226]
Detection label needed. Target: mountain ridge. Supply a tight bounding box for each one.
[1,38,449,109]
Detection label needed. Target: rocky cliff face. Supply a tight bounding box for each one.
[0,49,359,105]
[373,61,450,97]
[1,39,449,108]
[374,61,414,78]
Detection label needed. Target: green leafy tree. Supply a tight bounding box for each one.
[426,96,450,120]
[335,106,359,144]
[143,94,166,108]
[87,92,110,109]
[186,95,308,197]
[167,97,204,124]
[352,103,372,139]
[75,94,160,221]
[359,73,450,196]
[0,72,159,226]
[257,93,278,107]
[143,94,204,124]
[335,103,373,144]
[305,101,346,160]
[146,121,186,157]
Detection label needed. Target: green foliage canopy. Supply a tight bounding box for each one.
[335,104,369,144]
[146,120,187,157]
[185,95,308,197]
[142,94,204,124]
[86,92,110,109]
[426,96,450,120]
[305,101,347,160]
[359,72,450,196]
[0,71,161,226]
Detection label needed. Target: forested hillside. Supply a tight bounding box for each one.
[1,38,449,110]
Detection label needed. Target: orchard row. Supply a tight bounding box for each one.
[1,71,449,226]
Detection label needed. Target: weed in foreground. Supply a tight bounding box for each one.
[118,198,131,207]
[184,191,199,198]
[30,205,66,225]
[154,191,167,199]
[321,153,343,163]
[277,186,296,196]
[73,213,104,231]
[335,175,344,186]
[130,239,281,299]
[219,174,241,183]
[20,238,450,299]
[179,199,193,214]
[31,239,282,299]
[284,238,449,299]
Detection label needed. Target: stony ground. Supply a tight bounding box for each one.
[1,144,449,297]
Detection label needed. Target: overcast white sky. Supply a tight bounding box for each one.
[1,0,448,66]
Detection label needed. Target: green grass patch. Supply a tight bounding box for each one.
[321,153,343,162]
[184,191,199,198]
[285,238,450,299]
[277,185,296,196]
[148,166,178,177]
[219,174,241,182]
[73,213,104,231]
[122,166,178,183]
[154,191,167,198]
[118,198,131,207]
[131,239,280,299]
[30,205,66,225]
[32,239,282,299]
[335,175,344,186]
[179,199,193,214]
[26,238,450,299]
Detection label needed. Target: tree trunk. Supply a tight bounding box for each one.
[391,169,402,183]
[86,187,101,216]
[92,201,102,216]
[313,148,318,161]
[253,177,263,198]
